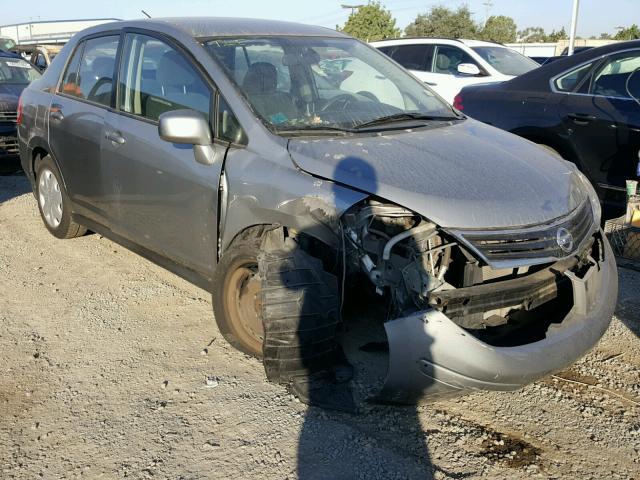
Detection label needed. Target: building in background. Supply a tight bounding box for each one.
[0,18,121,45]
[506,38,618,57]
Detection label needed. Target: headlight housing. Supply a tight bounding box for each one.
[574,169,602,227]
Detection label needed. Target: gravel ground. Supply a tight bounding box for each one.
[1,173,639,480]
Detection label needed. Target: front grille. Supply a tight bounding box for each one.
[451,201,595,268]
[0,137,19,155]
[0,111,17,123]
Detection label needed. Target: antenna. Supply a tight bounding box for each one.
[141,10,152,19]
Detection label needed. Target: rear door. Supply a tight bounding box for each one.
[557,49,640,207]
[101,31,226,275]
[48,34,120,223]
[382,43,433,83]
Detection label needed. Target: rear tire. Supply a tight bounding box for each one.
[35,155,86,239]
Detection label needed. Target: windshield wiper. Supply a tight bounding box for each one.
[276,125,354,136]
[352,112,461,130]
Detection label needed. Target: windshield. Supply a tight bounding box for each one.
[471,46,538,76]
[0,57,41,84]
[203,37,456,133]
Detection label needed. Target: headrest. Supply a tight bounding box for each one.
[435,53,450,71]
[242,62,277,95]
[157,50,196,86]
[91,57,114,78]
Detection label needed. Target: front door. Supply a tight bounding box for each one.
[101,32,224,276]
[426,44,489,103]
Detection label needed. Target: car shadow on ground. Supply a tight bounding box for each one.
[265,157,447,478]
[615,266,640,338]
[0,171,30,204]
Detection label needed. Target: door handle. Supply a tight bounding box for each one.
[568,113,596,125]
[425,81,438,86]
[105,131,126,145]
[49,105,64,121]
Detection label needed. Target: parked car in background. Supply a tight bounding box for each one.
[372,38,539,103]
[457,41,640,218]
[0,36,17,52]
[18,18,616,404]
[0,51,40,173]
[12,44,63,71]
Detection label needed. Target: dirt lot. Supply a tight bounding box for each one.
[1,173,639,480]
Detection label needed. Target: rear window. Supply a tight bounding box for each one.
[0,57,40,84]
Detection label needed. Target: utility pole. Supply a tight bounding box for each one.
[341,4,364,16]
[482,0,493,26]
[568,0,580,55]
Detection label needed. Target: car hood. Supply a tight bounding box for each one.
[287,119,585,229]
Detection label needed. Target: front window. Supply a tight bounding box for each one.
[0,57,41,84]
[203,37,456,133]
[471,46,538,76]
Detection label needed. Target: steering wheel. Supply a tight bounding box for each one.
[321,93,358,112]
[87,77,112,101]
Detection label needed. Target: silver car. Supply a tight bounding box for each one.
[18,18,617,404]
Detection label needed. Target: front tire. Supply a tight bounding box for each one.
[35,155,86,239]
[212,226,266,357]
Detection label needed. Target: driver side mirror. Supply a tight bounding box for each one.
[159,109,215,166]
[457,63,482,76]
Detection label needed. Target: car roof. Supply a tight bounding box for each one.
[0,50,22,59]
[88,17,348,39]
[505,39,640,91]
[371,38,505,48]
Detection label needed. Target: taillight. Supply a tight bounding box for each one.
[16,95,23,125]
[453,93,463,111]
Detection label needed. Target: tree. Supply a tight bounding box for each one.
[599,32,612,39]
[517,26,547,42]
[339,2,401,42]
[614,24,640,40]
[546,27,567,42]
[405,6,478,39]
[480,15,517,43]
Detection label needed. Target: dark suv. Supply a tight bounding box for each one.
[18,18,617,404]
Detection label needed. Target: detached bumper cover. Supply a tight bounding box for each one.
[379,236,618,404]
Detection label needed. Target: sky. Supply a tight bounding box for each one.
[0,0,637,38]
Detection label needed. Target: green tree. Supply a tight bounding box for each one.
[339,2,401,42]
[546,27,567,42]
[517,26,547,42]
[614,24,640,40]
[599,32,612,39]
[405,6,478,38]
[480,15,517,43]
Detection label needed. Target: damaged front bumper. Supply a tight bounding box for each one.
[378,235,618,404]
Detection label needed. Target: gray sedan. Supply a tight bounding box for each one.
[18,17,617,405]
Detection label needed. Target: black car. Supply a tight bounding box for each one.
[0,51,40,174]
[457,41,640,217]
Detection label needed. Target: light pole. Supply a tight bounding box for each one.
[341,4,364,16]
[568,0,580,55]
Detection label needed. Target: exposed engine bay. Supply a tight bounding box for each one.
[340,198,600,346]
